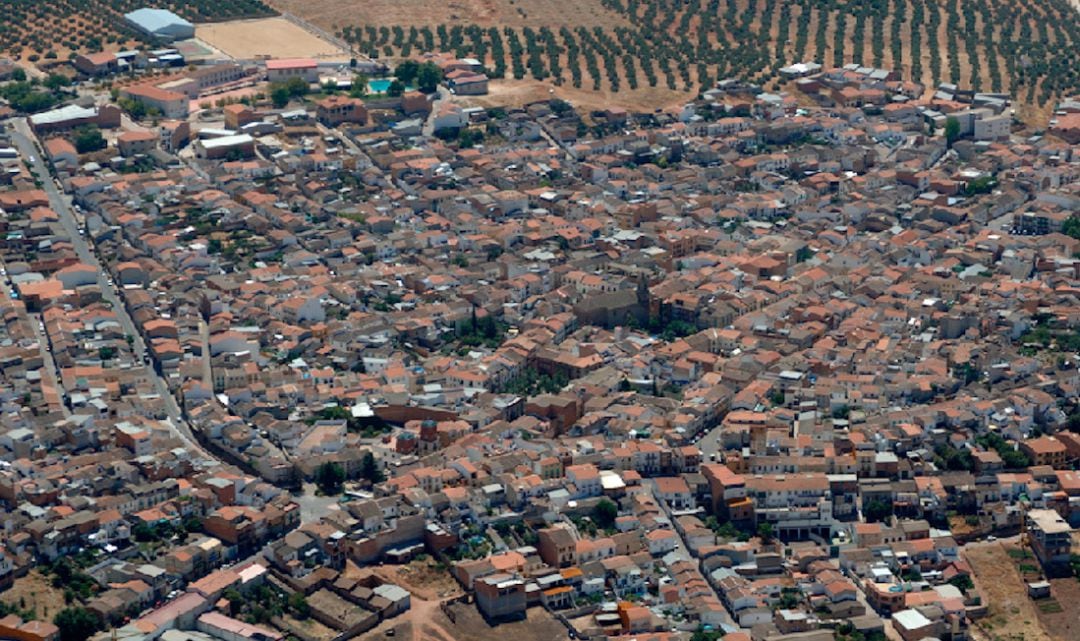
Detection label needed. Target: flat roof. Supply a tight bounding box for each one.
[200,134,255,149]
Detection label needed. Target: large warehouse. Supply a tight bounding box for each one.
[124,8,195,41]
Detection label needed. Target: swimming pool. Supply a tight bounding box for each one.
[368,79,392,93]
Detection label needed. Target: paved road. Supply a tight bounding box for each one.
[198,319,213,390]
[422,88,449,137]
[11,119,210,458]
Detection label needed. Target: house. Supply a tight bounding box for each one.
[1021,436,1068,469]
[433,104,467,132]
[117,130,158,156]
[315,96,368,126]
[538,526,577,567]
[44,138,78,168]
[266,59,319,84]
[446,70,489,95]
[475,574,526,621]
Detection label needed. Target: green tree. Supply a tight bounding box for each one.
[417,61,443,93]
[270,84,290,108]
[1063,215,1080,241]
[757,522,774,543]
[387,79,406,97]
[287,592,310,619]
[314,462,345,495]
[863,499,893,523]
[44,74,72,91]
[591,498,618,531]
[947,574,974,592]
[359,451,385,484]
[944,116,961,146]
[395,59,420,83]
[54,608,99,641]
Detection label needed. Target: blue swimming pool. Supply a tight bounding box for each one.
[368,79,392,93]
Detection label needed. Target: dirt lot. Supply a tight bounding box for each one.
[269,0,629,30]
[196,17,350,60]
[279,614,338,641]
[358,601,570,641]
[367,557,462,601]
[965,543,1057,641]
[462,78,694,114]
[0,570,68,622]
[1037,578,1080,641]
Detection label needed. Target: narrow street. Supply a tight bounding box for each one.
[11,118,211,459]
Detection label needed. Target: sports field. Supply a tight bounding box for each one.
[196,17,349,60]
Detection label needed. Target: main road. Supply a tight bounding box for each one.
[10,118,211,459]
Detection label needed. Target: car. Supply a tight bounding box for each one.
[986,535,997,541]
[384,630,395,637]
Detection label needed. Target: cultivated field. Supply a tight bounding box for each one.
[196,17,350,61]
[271,0,1080,117]
[0,0,275,63]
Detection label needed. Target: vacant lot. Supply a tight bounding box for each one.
[268,0,629,30]
[0,570,68,622]
[196,17,349,60]
[965,543,1055,641]
[370,557,462,601]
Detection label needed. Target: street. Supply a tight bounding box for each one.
[10,118,211,459]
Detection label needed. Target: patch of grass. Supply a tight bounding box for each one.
[1007,549,1033,560]
[1037,600,1063,614]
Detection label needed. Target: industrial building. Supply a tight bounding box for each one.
[124,8,196,42]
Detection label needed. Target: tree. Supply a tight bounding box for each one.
[44,74,71,91]
[1063,215,1080,241]
[72,125,105,154]
[349,73,369,98]
[314,462,345,495]
[417,61,442,93]
[359,451,385,484]
[287,592,310,619]
[270,84,290,109]
[387,79,406,97]
[864,499,893,523]
[54,608,99,641]
[591,498,618,531]
[395,59,420,83]
[947,574,974,592]
[757,522,774,543]
[944,116,961,145]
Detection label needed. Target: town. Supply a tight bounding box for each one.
[0,5,1079,641]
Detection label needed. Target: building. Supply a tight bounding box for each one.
[29,104,121,133]
[1021,436,1068,469]
[195,134,255,160]
[117,130,159,156]
[266,59,319,84]
[315,96,368,126]
[121,85,189,119]
[474,574,526,621]
[124,8,195,41]
[73,52,119,76]
[188,63,248,92]
[446,70,489,95]
[1027,509,1072,568]
[224,105,259,130]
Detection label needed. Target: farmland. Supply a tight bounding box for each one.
[271,0,1080,112]
[0,0,275,63]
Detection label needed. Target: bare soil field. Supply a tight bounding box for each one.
[268,0,630,30]
[0,570,68,622]
[369,557,462,601]
[1039,578,1080,641]
[465,78,695,113]
[196,17,349,61]
[965,543,1056,641]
